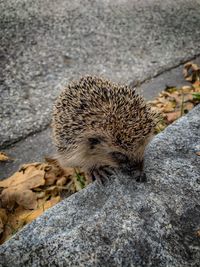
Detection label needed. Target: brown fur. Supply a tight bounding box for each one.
[52,76,157,176]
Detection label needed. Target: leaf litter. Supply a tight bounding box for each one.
[0,152,12,162]
[148,62,200,133]
[1,62,200,244]
[0,158,90,244]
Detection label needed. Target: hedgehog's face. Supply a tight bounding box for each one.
[56,131,152,177]
[81,132,153,175]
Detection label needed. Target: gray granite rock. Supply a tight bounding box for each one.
[0,105,200,267]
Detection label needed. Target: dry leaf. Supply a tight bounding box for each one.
[0,158,89,244]
[63,167,75,177]
[196,230,200,237]
[19,196,61,224]
[0,209,7,235]
[165,111,181,123]
[148,62,200,132]
[45,185,60,196]
[0,165,45,188]
[196,152,200,156]
[161,101,176,112]
[168,92,183,104]
[56,177,67,186]
[44,173,58,186]
[0,206,36,244]
[164,87,177,93]
[1,188,38,210]
[183,62,200,82]
[181,86,193,93]
[192,81,200,91]
[19,162,43,171]
[45,157,65,177]
[1,188,18,210]
[0,163,46,210]
[15,190,38,210]
[0,152,11,162]
[183,102,194,113]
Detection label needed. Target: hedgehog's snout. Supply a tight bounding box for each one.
[109,151,136,173]
[121,164,142,177]
[123,163,135,173]
[121,160,146,182]
[110,151,144,177]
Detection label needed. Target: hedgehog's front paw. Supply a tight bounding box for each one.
[90,166,115,185]
[121,160,147,183]
[135,171,147,183]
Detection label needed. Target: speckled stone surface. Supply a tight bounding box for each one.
[0,105,200,267]
[1,0,200,147]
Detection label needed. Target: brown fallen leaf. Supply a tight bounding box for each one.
[196,152,200,156]
[0,164,45,188]
[182,93,194,102]
[1,187,38,210]
[183,102,194,113]
[168,91,183,104]
[154,121,167,133]
[165,111,181,123]
[164,86,177,93]
[192,81,200,91]
[148,62,200,132]
[161,101,176,112]
[18,196,61,224]
[181,85,193,93]
[44,172,58,186]
[0,152,12,162]
[45,157,65,177]
[0,157,90,244]
[45,185,61,197]
[0,207,27,244]
[196,230,200,237]
[0,209,7,235]
[19,162,43,172]
[183,62,200,82]
[16,189,38,210]
[0,163,46,209]
[56,177,67,186]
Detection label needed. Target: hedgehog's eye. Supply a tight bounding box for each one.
[110,151,128,163]
[88,137,101,149]
[88,137,101,145]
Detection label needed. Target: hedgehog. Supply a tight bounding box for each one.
[52,76,157,183]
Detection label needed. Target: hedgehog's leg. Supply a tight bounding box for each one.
[89,166,115,185]
[124,160,147,182]
[133,160,147,183]
[135,171,147,183]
